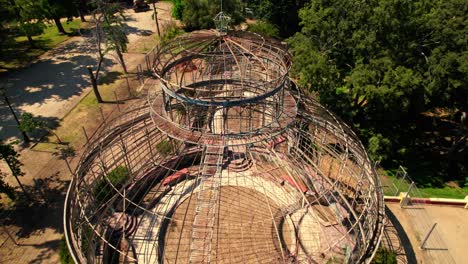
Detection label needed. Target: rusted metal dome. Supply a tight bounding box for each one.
[64,31,385,264]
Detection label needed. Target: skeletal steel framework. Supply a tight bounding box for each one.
[64,30,385,264]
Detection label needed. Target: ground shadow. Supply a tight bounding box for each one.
[0,49,115,141]
[0,173,69,239]
[123,23,154,37]
[384,206,418,263]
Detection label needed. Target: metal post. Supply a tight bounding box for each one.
[82,126,89,145]
[125,76,132,97]
[123,189,126,213]
[400,181,414,208]
[114,91,120,112]
[99,107,105,123]
[420,222,437,249]
[394,166,408,196]
[64,158,74,175]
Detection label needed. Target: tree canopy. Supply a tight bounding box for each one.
[176,0,244,31]
[248,0,306,37]
[288,0,467,183]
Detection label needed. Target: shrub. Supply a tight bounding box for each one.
[371,248,397,264]
[93,166,129,204]
[247,20,280,39]
[156,140,173,156]
[160,21,184,44]
[59,236,74,264]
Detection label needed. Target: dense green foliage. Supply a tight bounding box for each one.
[1,0,80,46]
[4,0,48,45]
[289,0,467,186]
[371,248,397,264]
[175,0,244,31]
[93,166,129,204]
[59,235,74,264]
[247,20,279,39]
[0,19,83,71]
[172,0,183,19]
[18,112,44,134]
[247,0,306,37]
[160,21,184,44]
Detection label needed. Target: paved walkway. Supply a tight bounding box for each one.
[0,2,173,143]
[386,203,466,264]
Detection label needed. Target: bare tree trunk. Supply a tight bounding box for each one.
[78,9,86,22]
[115,46,128,74]
[53,17,67,34]
[26,34,34,48]
[152,1,161,37]
[87,67,103,103]
[3,95,30,143]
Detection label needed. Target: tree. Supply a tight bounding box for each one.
[10,0,48,47]
[247,20,279,39]
[87,0,129,102]
[98,1,129,74]
[45,0,79,34]
[93,166,129,204]
[288,0,467,181]
[0,142,29,199]
[0,89,31,143]
[150,0,161,37]
[180,0,244,31]
[19,112,62,143]
[248,0,306,38]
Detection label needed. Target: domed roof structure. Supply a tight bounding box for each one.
[64,30,385,264]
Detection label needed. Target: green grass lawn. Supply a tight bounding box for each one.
[0,19,87,73]
[380,169,468,199]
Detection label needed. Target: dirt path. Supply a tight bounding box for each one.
[0,2,173,263]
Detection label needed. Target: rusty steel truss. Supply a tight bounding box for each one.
[64,30,385,264]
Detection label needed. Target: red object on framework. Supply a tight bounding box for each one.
[175,61,198,72]
[267,135,286,148]
[283,175,308,193]
[163,168,190,186]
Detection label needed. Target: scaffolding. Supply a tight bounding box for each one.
[64,30,385,264]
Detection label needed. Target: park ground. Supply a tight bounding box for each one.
[0,2,172,263]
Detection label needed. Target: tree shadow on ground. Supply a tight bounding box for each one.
[123,24,154,37]
[0,51,115,141]
[0,238,62,264]
[99,71,123,85]
[0,173,69,239]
